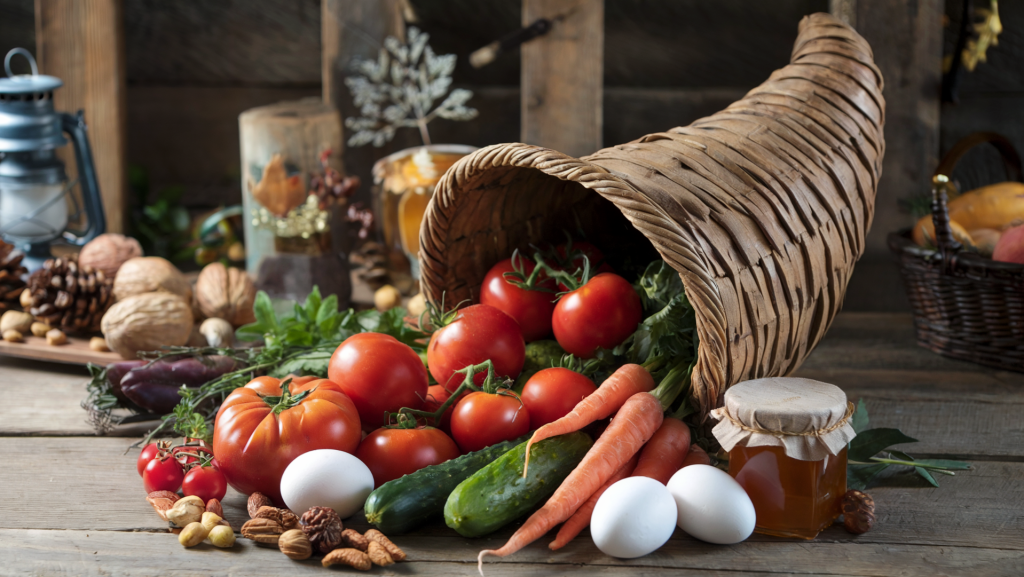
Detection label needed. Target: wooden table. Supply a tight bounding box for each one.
[2,312,1022,576]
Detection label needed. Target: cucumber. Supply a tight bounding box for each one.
[513,340,566,393]
[443,431,593,537]
[363,435,527,534]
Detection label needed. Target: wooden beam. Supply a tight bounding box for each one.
[521,0,604,157]
[35,0,127,234]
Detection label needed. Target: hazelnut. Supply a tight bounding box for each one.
[178,522,209,548]
[208,524,236,548]
[89,336,110,352]
[374,284,402,312]
[46,328,67,346]
[201,511,223,532]
[30,322,51,337]
[278,529,312,560]
[3,329,23,343]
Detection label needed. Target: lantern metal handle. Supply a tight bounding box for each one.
[4,48,38,77]
[60,110,105,245]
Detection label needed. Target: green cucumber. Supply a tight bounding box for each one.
[443,431,593,537]
[363,435,527,534]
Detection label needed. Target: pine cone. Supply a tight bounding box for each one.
[299,506,343,554]
[842,489,876,534]
[0,240,28,312]
[26,255,113,335]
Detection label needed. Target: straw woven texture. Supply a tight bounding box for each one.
[419,13,885,420]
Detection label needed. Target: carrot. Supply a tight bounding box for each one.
[548,454,639,550]
[478,392,663,573]
[522,364,654,477]
[681,444,711,467]
[631,417,691,484]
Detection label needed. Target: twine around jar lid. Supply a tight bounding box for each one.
[710,377,857,462]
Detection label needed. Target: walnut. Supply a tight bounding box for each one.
[300,506,343,554]
[247,492,274,518]
[842,489,876,534]
[100,292,193,359]
[78,233,143,278]
[322,548,371,570]
[278,529,312,560]
[112,256,191,302]
[194,262,256,327]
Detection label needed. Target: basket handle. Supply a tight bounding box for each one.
[930,132,1023,256]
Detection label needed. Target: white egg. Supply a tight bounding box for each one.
[590,477,677,559]
[667,464,755,544]
[280,449,374,518]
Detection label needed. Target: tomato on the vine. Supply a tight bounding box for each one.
[520,368,598,428]
[553,272,642,358]
[479,257,557,342]
[422,384,463,434]
[355,426,461,486]
[554,241,613,291]
[143,456,184,493]
[137,443,161,477]
[182,465,227,502]
[449,390,530,453]
[328,333,428,430]
[427,304,525,391]
[212,376,362,503]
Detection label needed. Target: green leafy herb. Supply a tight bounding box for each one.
[846,400,971,489]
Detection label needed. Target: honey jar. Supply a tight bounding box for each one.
[711,377,856,539]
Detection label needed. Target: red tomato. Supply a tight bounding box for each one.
[355,427,461,486]
[143,456,184,493]
[422,384,463,434]
[450,390,530,453]
[428,304,526,391]
[328,333,429,430]
[137,443,161,477]
[479,257,557,342]
[182,465,227,502]
[212,376,362,503]
[553,272,642,358]
[520,368,598,428]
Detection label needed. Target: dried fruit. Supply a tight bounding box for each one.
[254,506,299,531]
[3,329,23,343]
[112,256,191,302]
[78,233,143,278]
[100,292,193,359]
[146,490,180,521]
[300,506,343,554]
[322,548,372,571]
[205,498,223,518]
[367,540,394,566]
[0,310,32,334]
[45,328,66,346]
[340,528,369,551]
[201,511,223,532]
[166,495,205,527]
[194,262,256,326]
[208,524,236,548]
[241,518,283,545]
[278,529,313,560]
[247,492,274,518]
[30,322,50,337]
[89,336,109,351]
[364,529,406,561]
[178,521,209,548]
[842,489,876,534]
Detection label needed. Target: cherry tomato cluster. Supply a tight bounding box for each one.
[137,440,227,502]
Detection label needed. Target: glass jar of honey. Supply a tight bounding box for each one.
[711,377,856,539]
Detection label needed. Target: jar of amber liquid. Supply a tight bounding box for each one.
[711,377,856,540]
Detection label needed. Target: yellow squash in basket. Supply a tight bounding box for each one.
[913,181,1024,249]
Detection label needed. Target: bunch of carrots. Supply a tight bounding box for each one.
[478,363,710,573]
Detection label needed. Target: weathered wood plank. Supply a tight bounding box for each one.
[2,437,1021,552]
[521,0,604,157]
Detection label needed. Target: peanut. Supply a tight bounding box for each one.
[178,522,209,548]
[208,524,236,548]
[201,511,223,532]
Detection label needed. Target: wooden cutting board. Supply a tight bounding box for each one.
[0,334,121,366]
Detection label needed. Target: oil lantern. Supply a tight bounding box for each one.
[0,48,105,269]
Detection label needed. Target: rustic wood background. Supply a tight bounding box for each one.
[2,0,1018,311]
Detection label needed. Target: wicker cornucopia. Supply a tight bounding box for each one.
[419,13,885,420]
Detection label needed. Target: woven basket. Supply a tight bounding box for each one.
[419,13,885,420]
[888,132,1024,372]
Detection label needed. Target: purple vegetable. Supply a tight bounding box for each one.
[120,356,238,414]
[106,360,147,404]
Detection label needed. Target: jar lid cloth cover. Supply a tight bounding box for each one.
[711,378,857,462]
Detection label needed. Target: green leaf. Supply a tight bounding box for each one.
[270,350,333,379]
[848,428,918,462]
[234,322,265,342]
[910,459,972,470]
[317,294,339,325]
[253,291,278,332]
[847,463,889,491]
[915,466,939,487]
[850,398,870,434]
[304,286,323,321]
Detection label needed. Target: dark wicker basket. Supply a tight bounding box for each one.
[889,132,1024,372]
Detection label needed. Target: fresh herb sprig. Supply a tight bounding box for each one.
[847,399,971,489]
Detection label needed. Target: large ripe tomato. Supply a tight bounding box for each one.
[428,304,526,391]
[449,390,530,453]
[182,465,228,502]
[212,376,362,503]
[328,333,429,430]
[520,368,598,428]
[479,257,557,342]
[355,426,461,486]
[143,456,184,493]
[553,272,642,358]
